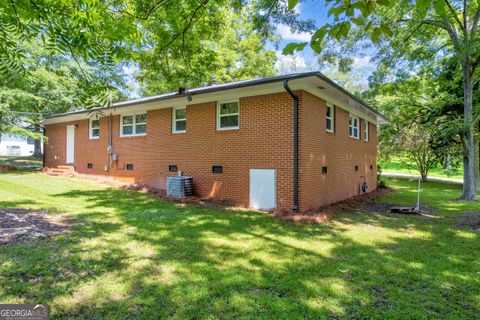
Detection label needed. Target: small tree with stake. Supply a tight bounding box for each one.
[397,123,441,181]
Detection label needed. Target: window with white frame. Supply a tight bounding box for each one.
[349,114,359,139]
[89,118,100,139]
[217,100,239,130]
[364,120,369,142]
[121,113,146,136]
[326,103,334,132]
[172,107,186,133]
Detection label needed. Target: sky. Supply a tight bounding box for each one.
[271,0,328,72]
[272,0,376,90]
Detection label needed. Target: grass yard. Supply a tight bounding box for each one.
[380,156,463,180]
[0,155,42,168]
[0,172,479,319]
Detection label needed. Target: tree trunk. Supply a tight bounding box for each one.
[32,123,43,159]
[476,133,480,193]
[460,64,477,200]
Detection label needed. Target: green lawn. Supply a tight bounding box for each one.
[0,172,479,319]
[0,155,42,168]
[380,156,463,180]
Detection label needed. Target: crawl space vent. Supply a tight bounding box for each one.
[212,165,223,173]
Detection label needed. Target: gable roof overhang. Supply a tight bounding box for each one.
[42,72,389,125]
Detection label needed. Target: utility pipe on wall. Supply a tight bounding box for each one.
[283,80,299,211]
[108,112,113,171]
[42,126,46,168]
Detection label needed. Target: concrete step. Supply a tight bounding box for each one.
[43,166,75,176]
[57,165,74,170]
[48,172,74,177]
[51,169,66,173]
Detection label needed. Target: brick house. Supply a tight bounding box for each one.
[42,72,388,212]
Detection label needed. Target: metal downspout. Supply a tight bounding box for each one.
[42,126,46,168]
[283,80,299,211]
[108,112,113,172]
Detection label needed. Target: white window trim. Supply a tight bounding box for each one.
[326,103,334,133]
[172,106,187,134]
[349,114,360,139]
[89,118,100,140]
[364,120,369,142]
[217,100,240,131]
[120,113,147,137]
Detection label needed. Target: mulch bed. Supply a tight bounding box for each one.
[273,188,395,224]
[0,208,70,245]
[126,184,237,207]
[455,212,480,232]
[130,184,402,224]
[0,165,16,172]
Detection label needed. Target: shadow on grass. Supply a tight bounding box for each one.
[0,186,479,319]
[0,169,39,175]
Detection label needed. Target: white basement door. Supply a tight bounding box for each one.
[66,125,75,164]
[249,169,276,210]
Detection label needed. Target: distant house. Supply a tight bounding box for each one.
[0,133,41,156]
[42,72,389,212]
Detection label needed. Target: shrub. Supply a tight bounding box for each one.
[377,165,388,188]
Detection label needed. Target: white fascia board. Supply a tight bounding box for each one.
[43,76,385,126]
[43,82,286,125]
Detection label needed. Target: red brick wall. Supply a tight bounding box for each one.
[298,91,377,211]
[44,123,66,167]
[45,92,294,209]
[44,90,378,211]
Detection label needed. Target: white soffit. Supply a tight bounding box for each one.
[298,77,380,124]
[43,74,387,125]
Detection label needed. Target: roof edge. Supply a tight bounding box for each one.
[44,72,389,124]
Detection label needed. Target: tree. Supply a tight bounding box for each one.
[1,0,246,106]
[367,70,461,180]
[137,9,277,94]
[400,124,442,181]
[1,1,140,84]
[0,44,127,157]
[267,0,480,199]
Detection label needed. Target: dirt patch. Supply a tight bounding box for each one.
[0,208,70,245]
[125,184,239,208]
[0,165,16,172]
[455,212,480,232]
[363,200,436,219]
[362,202,395,213]
[273,188,395,224]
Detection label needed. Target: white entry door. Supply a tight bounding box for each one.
[66,125,75,164]
[249,169,276,210]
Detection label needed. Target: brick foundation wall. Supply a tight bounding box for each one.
[44,90,378,212]
[298,91,377,211]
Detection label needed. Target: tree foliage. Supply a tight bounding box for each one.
[137,9,277,94]
[1,0,250,105]
[0,44,127,155]
[368,70,462,180]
